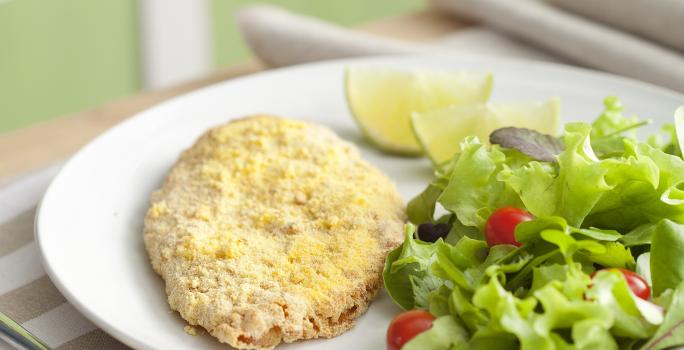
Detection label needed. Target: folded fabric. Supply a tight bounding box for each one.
[236,5,559,67]
[436,28,562,63]
[236,5,419,67]
[237,3,684,93]
[432,0,684,92]
[547,0,684,53]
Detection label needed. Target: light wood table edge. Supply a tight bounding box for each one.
[0,61,263,181]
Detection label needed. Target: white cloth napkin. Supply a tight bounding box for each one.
[547,0,684,53]
[237,3,684,92]
[236,5,560,67]
[432,0,684,92]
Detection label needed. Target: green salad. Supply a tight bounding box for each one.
[383,97,684,350]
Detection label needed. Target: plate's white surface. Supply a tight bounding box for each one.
[36,55,684,350]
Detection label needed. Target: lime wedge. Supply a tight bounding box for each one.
[411,98,561,164]
[345,67,493,155]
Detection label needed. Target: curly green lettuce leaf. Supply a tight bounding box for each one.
[650,219,684,296]
[435,240,528,295]
[620,224,657,247]
[383,224,442,310]
[456,333,518,350]
[641,282,684,350]
[572,319,621,350]
[590,96,650,157]
[651,123,681,157]
[655,106,684,158]
[584,141,684,230]
[445,216,484,243]
[586,270,662,339]
[577,241,635,269]
[432,241,483,292]
[673,106,684,158]
[541,227,634,270]
[515,216,621,244]
[449,286,488,332]
[534,284,616,349]
[403,315,469,350]
[530,263,576,293]
[591,97,641,138]
[438,137,524,229]
[471,268,618,350]
[407,182,444,224]
[442,235,489,270]
[499,123,611,227]
[641,142,684,210]
[384,221,655,350]
[515,216,568,243]
[410,274,445,310]
[473,276,552,350]
[426,285,452,317]
[540,229,605,261]
[384,225,529,311]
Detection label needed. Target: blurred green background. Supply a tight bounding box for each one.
[0,0,423,134]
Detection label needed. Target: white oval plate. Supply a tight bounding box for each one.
[36,55,684,350]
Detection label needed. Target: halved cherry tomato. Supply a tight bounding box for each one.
[592,268,651,300]
[484,207,533,247]
[386,309,435,350]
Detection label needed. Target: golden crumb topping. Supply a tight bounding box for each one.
[143,115,405,349]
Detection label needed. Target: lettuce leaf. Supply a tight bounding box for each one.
[384,220,663,350]
[591,97,641,139]
[392,98,684,350]
[403,315,469,350]
[590,96,650,157]
[472,267,619,350]
[584,142,684,230]
[674,106,684,158]
[499,123,611,226]
[641,283,684,350]
[587,270,661,338]
[406,182,443,224]
[620,224,657,247]
[383,224,441,310]
[438,138,524,229]
[650,219,684,296]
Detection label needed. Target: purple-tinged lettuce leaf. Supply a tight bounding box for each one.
[490,127,564,162]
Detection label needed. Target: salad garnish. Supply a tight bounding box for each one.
[384,97,684,350]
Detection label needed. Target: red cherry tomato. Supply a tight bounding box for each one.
[593,268,651,300]
[484,207,533,247]
[386,309,435,350]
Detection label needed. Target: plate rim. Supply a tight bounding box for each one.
[35,53,684,349]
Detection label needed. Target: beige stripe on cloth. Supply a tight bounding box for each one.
[56,330,128,350]
[22,303,98,347]
[0,276,65,323]
[0,207,36,257]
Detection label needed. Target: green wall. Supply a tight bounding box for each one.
[0,0,139,133]
[211,0,424,67]
[0,0,423,134]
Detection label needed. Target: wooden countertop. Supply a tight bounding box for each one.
[0,9,467,182]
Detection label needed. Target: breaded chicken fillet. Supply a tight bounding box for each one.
[143,116,405,349]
